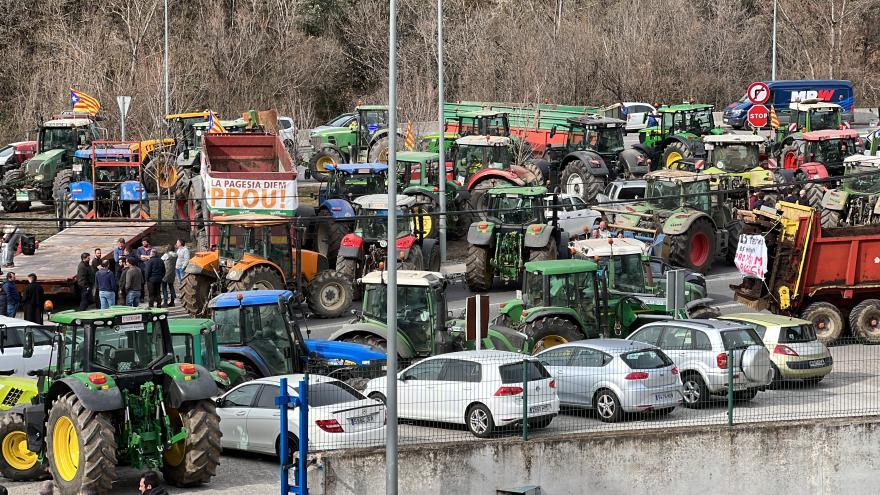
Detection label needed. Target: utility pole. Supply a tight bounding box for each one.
[164,0,170,115]
[437,0,447,262]
[386,0,399,493]
[771,0,777,81]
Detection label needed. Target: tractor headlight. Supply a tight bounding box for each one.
[379,240,388,248]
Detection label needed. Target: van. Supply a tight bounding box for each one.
[722,80,854,129]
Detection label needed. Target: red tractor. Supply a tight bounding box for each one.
[777,129,861,180]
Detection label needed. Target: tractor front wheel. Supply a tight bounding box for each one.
[523,317,582,354]
[47,393,117,495]
[181,273,215,317]
[669,217,716,273]
[162,400,222,487]
[0,412,47,481]
[561,160,604,204]
[231,265,285,292]
[309,149,344,182]
[335,255,363,300]
[1,168,30,213]
[307,270,353,318]
[465,245,494,292]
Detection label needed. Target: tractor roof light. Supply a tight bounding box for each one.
[217,371,229,381]
[236,292,244,301]
[531,225,542,233]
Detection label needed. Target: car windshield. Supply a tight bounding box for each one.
[586,127,624,153]
[326,114,352,127]
[712,144,759,172]
[355,210,410,240]
[608,254,646,293]
[621,349,673,369]
[364,284,434,352]
[844,164,880,193]
[778,324,817,344]
[41,127,78,153]
[0,145,13,160]
[214,304,291,375]
[720,328,763,350]
[646,180,681,210]
[489,193,542,224]
[90,322,165,373]
[814,138,857,164]
[811,109,839,130]
[455,145,512,178]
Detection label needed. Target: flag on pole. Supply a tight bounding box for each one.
[769,105,780,129]
[207,111,226,134]
[70,88,101,115]
[404,121,416,151]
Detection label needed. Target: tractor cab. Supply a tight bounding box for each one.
[396,150,470,238]
[788,101,843,134]
[164,111,211,156]
[350,194,417,243]
[570,238,652,294]
[396,151,451,187]
[449,110,510,137]
[485,186,549,225]
[68,142,148,221]
[353,105,390,161]
[549,116,626,164]
[212,215,297,277]
[698,134,765,173]
[640,104,718,149]
[796,129,860,175]
[321,163,389,201]
[168,318,243,389]
[454,135,515,179]
[644,170,712,214]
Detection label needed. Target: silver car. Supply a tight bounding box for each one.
[536,339,683,422]
[627,319,773,408]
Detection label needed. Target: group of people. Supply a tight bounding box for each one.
[0,469,170,495]
[75,237,190,310]
[0,271,44,322]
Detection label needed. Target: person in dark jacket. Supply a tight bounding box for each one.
[3,273,19,317]
[95,261,117,309]
[76,252,94,310]
[0,279,6,317]
[21,273,44,324]
[144,250,165,308]
[139,471,170,495]
[123,259,144,307]
[161,245,177,307]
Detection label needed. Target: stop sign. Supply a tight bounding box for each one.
[747,104,769,128]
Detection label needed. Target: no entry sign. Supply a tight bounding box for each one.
[747,104,770,128]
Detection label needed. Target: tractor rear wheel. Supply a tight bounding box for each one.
[522,161,545,185]
[307,270,353,318]
[801,301,845,344]
[469,178,503,217]
[820,208,842,229]
[801,182,823,209]
[0,412,47,481]
[465,245,494,292]
[669,217,716,273]
[661,141,693,169]
[849,299,880,343]
[143,152,179,193]
[52,169,74,230]
[369,135,401,163]
[231,265,285,292]
[523,317,582,354]
[335,255,363,300]
[318,209,350,266]
[162,400,222,487]
[309,149,344,182]
[1,169,30,213]
[529,237,558,262]
[399,244,424,271]
[181,274,214,317]
[781,144,799,171]
[47,392,117,495]
[561,159,604,204]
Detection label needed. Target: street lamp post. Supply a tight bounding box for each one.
[437,0,446,262]
[386,0,399,493]
[771,0,777,81]
[164,0,170,115]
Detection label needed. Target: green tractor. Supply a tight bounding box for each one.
[454,135,543,212]
[308,105,403,181]
[168,318,245,390]
[1,307,221,493]
[419,110,511,153]
[465,186,568,292]
[1,113,102,212]
[817,153,880,228]
[605,170,740,273]
[396,150,472,239]
[633,104,725,170]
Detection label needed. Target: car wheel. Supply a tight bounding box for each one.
[276,433,299,468]
[682,373,708,408]
[594,390,622,423]
[368,392,386,405]
[466,404,495,438]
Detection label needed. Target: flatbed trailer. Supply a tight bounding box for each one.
[9,221,156,295]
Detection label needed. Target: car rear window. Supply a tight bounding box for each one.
[499,361,551,384]
[618,187,643,200]
[778,324,817,343]
[293,381,365,407]
[621,349,673,369]
[720,328,763,350]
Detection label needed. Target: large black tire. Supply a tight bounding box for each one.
[522,316,582,354]
[47,392,117,495]
[726,220,744,265]
[230,265,285,292]
[317,209,350,266]
[801,301,845,344]
[306,270,353,318]
[465,245,494,292]
[522,160,545,185]
[687,305,720,319]
[668,217,716,273]
[449,199,474,241]
[560,159,604,204]
[425,242,441,271]
[849,299,880,343]
[399,244,424,270]
[174,166,194,200]
[181,273,214,317]
[162,400,222,487]
[341,334,388,353]
[820,208,842,229]
[661,141,693,169]
[335,255,363,300]
[801,182,823,210]
[1,168,30,213]
[143,152,179,194]
[469,178,504,217]
[130,201,149,220]
[65,197,88,226]
[309,148,345,182]
[528,237,558,262]
[0,412,47,481]
[52,169,75,230]
[368,135,401,163]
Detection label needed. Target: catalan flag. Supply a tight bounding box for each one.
[70,88,101,115]
[769,105,779,130]
[404,121,415,151]
[206,111,226,134]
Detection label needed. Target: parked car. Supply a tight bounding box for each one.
[364,351,559,438]
[278,116,297,147]
[0,316,54,376]
[0,141,37,174]
[626,319,772,407]
[545,193,601,236]
[536,339,682,422]
[719,313,832,386]
[311,113,356,134]
[622,102,657,132]
[216,374,386,458]
[595,179,647,224]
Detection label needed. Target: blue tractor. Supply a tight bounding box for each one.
[209,290,385,383]
[56,140,149,230]
[317,163,390,265]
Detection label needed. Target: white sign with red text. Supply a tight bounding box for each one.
[734,234,768,279]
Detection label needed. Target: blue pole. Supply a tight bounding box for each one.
[298,376,309,495]
[277,377,309,495]
[279,377,291,495]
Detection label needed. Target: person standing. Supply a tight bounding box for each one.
[95,261,117,309]
[76,252,94,310]
[90,248,103,305]
[123,258,143,307]
[161,245,177,307]
[21,273,44,324]
[144,250,165,308]
[113,238,126,265]
[3,273,18,317]
[175,239,189,282]
[136,239,153,304]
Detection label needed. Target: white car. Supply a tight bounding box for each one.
[621,102,657,132]
[216,374,386,457]
[277,116,297,148]
[545,193,602,236]
[0,316,54,376]
[364,351,559,438]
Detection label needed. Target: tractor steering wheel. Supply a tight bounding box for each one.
[95,343,118,365]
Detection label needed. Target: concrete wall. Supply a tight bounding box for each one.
[312,417,880,495]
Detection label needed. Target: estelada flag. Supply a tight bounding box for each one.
[405,121,415,151]
[207,111,226,134]
[769,105,780,130]
[70,88,101,115]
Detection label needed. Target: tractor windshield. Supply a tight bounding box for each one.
[666,111,713,135]
[332,171,387,197]
[586,127,624,153]
[40,127,79,153]
[646,180,681,210]
[355,210,410,240]
[89,322,166,373]
[606,254,647,293]
[711,144,759,172]
[844,164,880,194]
[213,303,291,375]
[548,272,597,322]
[364,284,434,353]
[814,139,857,165]
[681,180,711,212]
[810,109,840,131]
[455,145,512,178]
[488,193,542,224]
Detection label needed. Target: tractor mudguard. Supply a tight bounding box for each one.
[52,376,124,412]
[319,199,356,219]
[467,222,495,246]
[466,168,521,191]
[163,363,219,409]
[69,181,95,201]
[619,148,650,176]
[498,299,525,324]
[328,323,417,359]
[523,223,554,248]
[185,251,219,276]
[685,297,717,313]
[404,188,439,205]
[821,189,848,211]
[799,162,829,179]
[568,151,609,176]
[303,338,387,364]
[21,403,46,454]
[317,143,346,159]
[218,346,272,377]
[338,234,365,260]
[297,204,317,218]
[295,249,329,281]
[226,258,284,283]
[120,181,147,201]
[661,211,713,236]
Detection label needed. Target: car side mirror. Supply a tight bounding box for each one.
[22,331,35,359]
[215,397,224,408]
[540,360,550,367]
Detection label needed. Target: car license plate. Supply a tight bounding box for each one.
[349,413,377,425]
[809,359,826,368]
[654,392,674,401]
[15,191,29,201]
[529,404,549,414]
